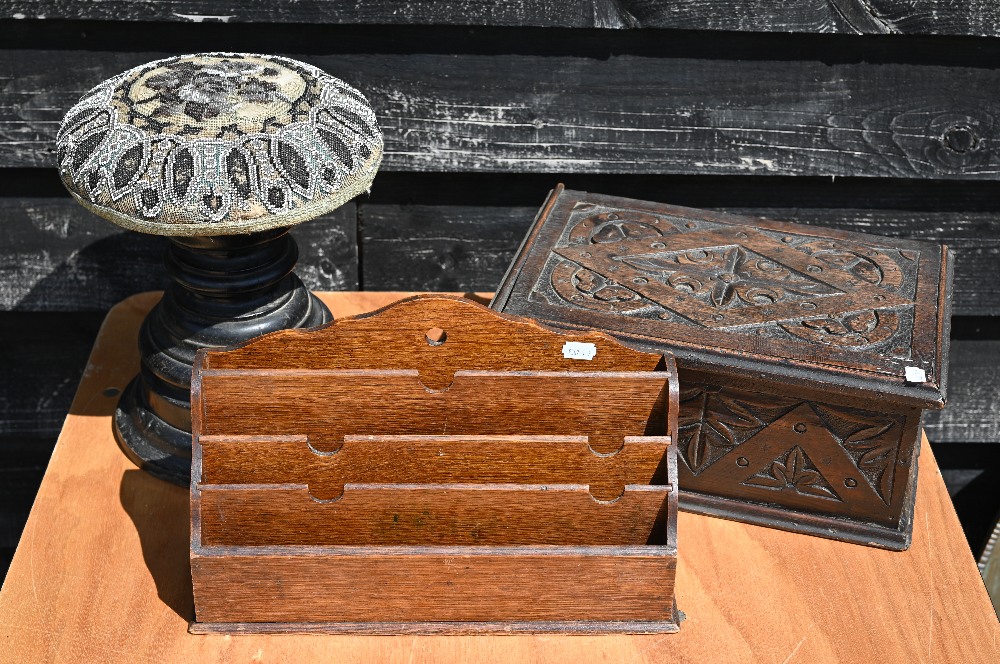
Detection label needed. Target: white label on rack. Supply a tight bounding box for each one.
[562,341,597,360]
[904,366,927,383]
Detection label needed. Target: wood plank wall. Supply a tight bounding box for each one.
[2,2,999,573]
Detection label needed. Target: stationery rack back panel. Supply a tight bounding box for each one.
[4,6,1000,575]
[189,295,680,633]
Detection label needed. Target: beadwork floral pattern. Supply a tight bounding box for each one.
[56,53,382,235]
[143,59,288,123]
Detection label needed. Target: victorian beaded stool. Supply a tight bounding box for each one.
[56,53,383,485]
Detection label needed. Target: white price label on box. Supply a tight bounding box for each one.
[562,341,597,361]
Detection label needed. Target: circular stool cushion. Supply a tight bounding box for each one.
[56,53,383,235]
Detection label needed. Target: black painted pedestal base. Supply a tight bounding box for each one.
[113,228,331,486]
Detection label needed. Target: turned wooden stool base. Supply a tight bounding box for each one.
[113,229,331,486]
[113,377,192,485]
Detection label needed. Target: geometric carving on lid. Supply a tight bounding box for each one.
[555,226,912,331]
[545,204,920,360]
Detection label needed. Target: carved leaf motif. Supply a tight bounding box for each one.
[703,396,765,444]
[725,247,746,272]
[684,423,709,470]
[679,387,704,403]
[813,405,900,504]
[678,388,800,475]
[845,421,895,445]
[746,446,840,500]
[843,421,896,476]
[859,447,892,466]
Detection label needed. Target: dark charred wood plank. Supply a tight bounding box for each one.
[0,198,357,311]
[1,1,999,36]
[0,1,605,27]
[0,311,104,437]
[931,441,1000,555]
[3,193,997,314]
[359,205,536,292]
[924,340,1000,445]
[622,1,1000,36]
[5,50,1000,179]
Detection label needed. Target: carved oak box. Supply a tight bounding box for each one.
[491,185,954,550]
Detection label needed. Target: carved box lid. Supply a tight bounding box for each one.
[492,185,953,409]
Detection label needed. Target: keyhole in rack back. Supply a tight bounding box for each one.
[425,327,447,346]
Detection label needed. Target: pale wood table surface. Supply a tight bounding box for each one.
[1,291,996,663]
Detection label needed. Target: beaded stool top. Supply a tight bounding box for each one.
[56,53,383,236]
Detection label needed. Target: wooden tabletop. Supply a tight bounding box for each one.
[0,292,996,664]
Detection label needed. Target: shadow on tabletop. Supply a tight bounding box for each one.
[120,468,195,622]
[461,292,492,306]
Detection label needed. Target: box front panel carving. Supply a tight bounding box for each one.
[675,376,919,528]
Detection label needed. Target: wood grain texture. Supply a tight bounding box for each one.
[199,370,670,455]
[359,204,534,293]
[493,187,951,405]
[190,550,678,626]
[201,293,668,375]
[0,291,996,660]
[2,1,1000,35]
[200,434,673,501]
[6,50,1000,179]
[0,198,357,311]
[924,340,1000,444]
[198,483,673,546]
[0,310,105,436]
[491,186,955,548]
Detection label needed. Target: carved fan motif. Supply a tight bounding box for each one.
[796,240,905,291]
[550,261,648,312]
[550,209,677,312]
[780,310,901,348]
[564,208,675,245]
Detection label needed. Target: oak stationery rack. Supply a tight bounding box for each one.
[189,295,680,634]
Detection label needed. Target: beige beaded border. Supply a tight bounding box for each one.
[69,149,381,236]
